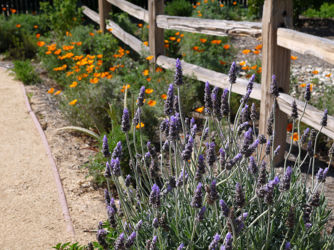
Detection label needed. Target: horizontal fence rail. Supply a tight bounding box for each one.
[106,0,149,23]
[156,15,262,37]
[277,28,334,65]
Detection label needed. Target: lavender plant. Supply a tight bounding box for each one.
[93,61,333,249]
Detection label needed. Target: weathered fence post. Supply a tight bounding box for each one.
[98,0,111,33]
[259,0,293,164]
[148,0,164,62]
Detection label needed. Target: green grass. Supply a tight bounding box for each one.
[13,60,41,85]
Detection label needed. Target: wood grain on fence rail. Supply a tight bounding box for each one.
[83,6,149,55]
[156,55,262,100]
[277,28,334,65]
[156,15,261,37]
[277,93,334,139]
[106,0,149,23]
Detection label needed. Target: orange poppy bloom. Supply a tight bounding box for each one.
[89,32,95,36]
[192,46,199,51]
[36,34,40,38]
[219,60,226,65]
[136,122,145,129]
[156,67,163,72]
[200,38,207,43]
[176,38,181,43]
[196,2,200,5]
[90,78,99,84]
[146,55,154,60]
[253,50,260,55]
[70,81,78,88]
[169,37,176,41]
[66,31,72,37]
[223,44,230,50]
[198,13,202,17]
[54,49,62,55]
[143,69,149,76]
[97,54,103,59]
[144,88,153,94]
[47,88,55,94]
[34,25,38,29]
[242,66,250,71]
[10,9,16,14]
[161,94,167,100]
[291,55,298,60]
[147,100,156,107]
[193,5,197,8]
[138,23,143,28]
[45,51,52,55]
[146,77,151,82]
[211,40,222,44]
[220,4,224,7]
[286,123,293,132]
[143,41,149,46]
[312,70,319,75]
[242,49,250,55]
[54,90,61,95]
[175,32,180,36]
[239,61,246,66]
[69,99,78,106]
[325,73,332,77]
[16,24,21,28]
[164,44,169,48]
[257,67,262,73]
[299,83,306,88]
[255,44,263,50]
[195,106,204,113]
[2,7,6,11]
[180,34,184,37]
[37,41,45,47]
[233,1,237,5]
[107,28,113,32]
[291,132,299,141]
[251,65,257,70]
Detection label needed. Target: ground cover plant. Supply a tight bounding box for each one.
[55,60,334,249]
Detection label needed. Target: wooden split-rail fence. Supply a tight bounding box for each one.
[86,0,334,163]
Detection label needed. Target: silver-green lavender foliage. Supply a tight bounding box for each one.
[96,62,334,249]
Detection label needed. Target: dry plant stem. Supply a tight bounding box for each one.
[311,127,322,189]
[247,208,269,229]
[295,101,308,169]
[270,101,276,179]
[177,87,186,142]
[284,120,295,171]
[265,207,272,249]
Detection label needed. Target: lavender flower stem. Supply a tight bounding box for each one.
[247,208,269,229]
[312,128,322,189]
[177,87,186,141]
[294,101,308,170]
[284,120,295,172]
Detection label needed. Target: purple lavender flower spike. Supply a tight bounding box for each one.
[248,156,257,174]
[111,158,121,176]
[104,162,111,178]
[305,83,311,101]
[115,233,125,250]
[285,242,291,250]
[133,107,141,125]
[321,109,328,127]
[235,182,245,208]
[165,84,174,116]
[125,232,136,248]
[207,141,216,167]
[197,206,206,221]
[301,128,310,144]
[107,205,116,228]
[104,188,110,205]
[250,102,258,121]
[101,135,111,158]
[316,168,324,182]
[270,75,279,97]
[191,124,197,138]
[207,179,219,204]
[191,182,203,208]
[205,81,212,115]
[241,104,250,123]
[221,88,229,116]
[177,243,185,250]
[323,167,329,180]
[149,184,161,209]
[280,166,292,191]
[190,117,196,128]
[182,136,194,161]
[291,100,298,119]
[247,74,255,91]
[125,174,131,187]
[176,169,188,186]
[222,232,233,250]
[245,139,259,157]
[202,127,209,141]
[168,115,179,141]
[265,139,271,155]
[306,222,312,229]
[96,228,108,249]
[174,58,183,86]
[241,127,253,155]
[195,154,206,181]
[152,217,159,228]
[208,233,220,250]
[212,89,222,120]
[228,62,237,84]
[219,199,229,217]
[112,141,122,159]
[121,108,130,132]
[137,86,145,106]
[226,153,242,170]
[135,220,143,231]
[241,88,252,104]
[219,148,226,168]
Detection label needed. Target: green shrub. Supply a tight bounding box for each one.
[165,0,193,17]
[12,60,41,85]
[303,3,334,18]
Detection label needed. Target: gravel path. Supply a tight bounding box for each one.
[0,67,73,249]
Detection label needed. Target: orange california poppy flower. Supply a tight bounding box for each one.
[299,83,306,88]
[223,44,230,49]
[176,38,181,43]
[211,40,222,45]
[180,34,184,38]
[196,2,200,5]
[146,77,151,82]
[291,132,299,141]
[34,25,38,29]
[286,123,293,132]
[10,9,16,14]
[242,49,250,55]
[219,60,226,65]
[161,94,167,100]
[156,67,163,72]
[47,88,55,94]
[193,5,197,8]
[239,61,246,66]
[54,90,61,95]
[220,4,224,7]
[89,32,95,36]
[242,66,250,71]
[97,54,103,59]
[200,38,207,43]
[325,73,332,77]
[36,34,40,38]
[192,46,199,51]
[145,88,154,94]
[90,78,99,84]
[70,81,78,88]
[138,23,143,28]
[136,122,145,129]
[146,55,154,60]
[255,44,263,50]
[169,37,176,41]
[147,100,156,107]
[143,41,149,46]
[175,32,180,36]
[69,99,78,106]
[253,50,260,55]
[291,55,298,60]
[16,24,21,28]
[37,41,45,47]
[164,44,169,48]
[312,70,319,75]
[257,67,262,73]
[143,69,149,76]
[251,65,257,70]
[198,13,202,17]
[2,7,6,11]
[233,1,237,5]
[195,106,204,113]
[66,31,72,37]
[54,49,62,55]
